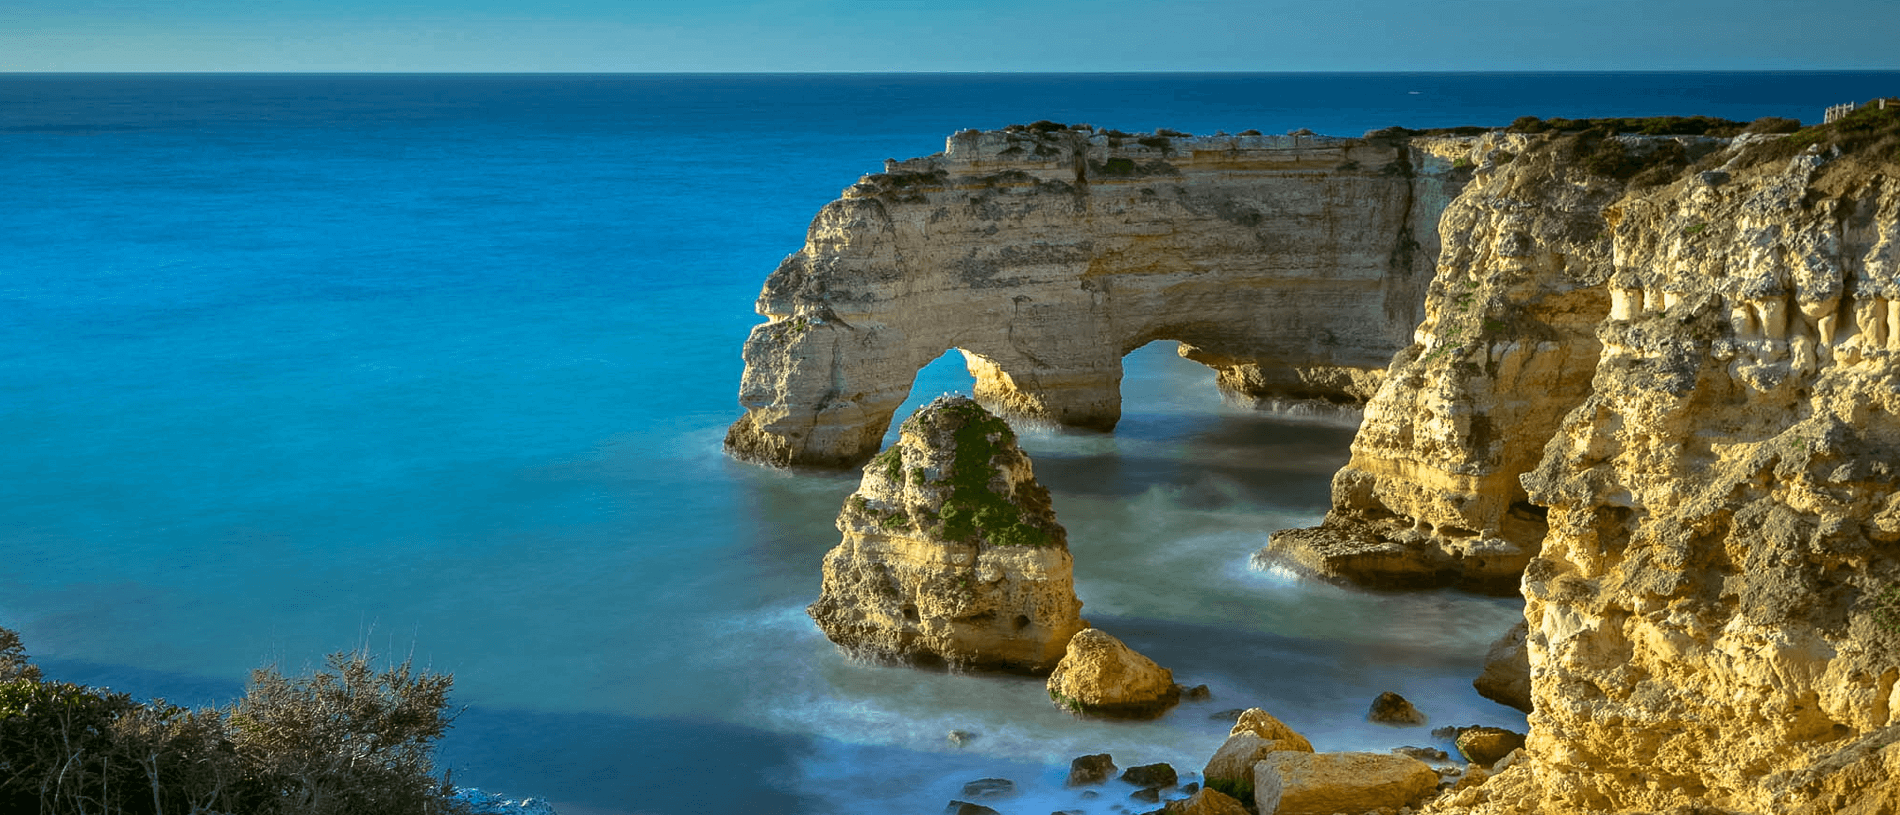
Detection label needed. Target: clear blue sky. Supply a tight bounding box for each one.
[5,0,1897,73]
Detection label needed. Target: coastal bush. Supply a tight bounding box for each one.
[1507,115,1750,137]
[233,649,458,815]
[0,627,460,815]
[1742,116,1803,135]
[1738,101,1900,169]
[0,626,39,682]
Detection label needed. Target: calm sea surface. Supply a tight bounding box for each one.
[5,72,1898,814]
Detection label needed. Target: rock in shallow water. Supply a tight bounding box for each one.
[1067,753,1116,786]
[1470,620,1531,713]
[1251,751,1438,815]
[1367,690,1427,726]
[1046,629,1179,718]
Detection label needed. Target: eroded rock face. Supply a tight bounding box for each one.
[728,126,1474,468]
[1428,135,1900,812]
[1266,134,1707,593]
[807,396,1086,673]
[1046,628,1179,718]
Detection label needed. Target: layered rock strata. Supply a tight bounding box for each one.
[1264,133,1724,593]
[1425,118,1900,813]
[728,124,1474,468]
[807,396,1086,673]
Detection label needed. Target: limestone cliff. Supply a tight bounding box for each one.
[1264,133,1725,594]
[727,124,1472,468]
[1426,110,1900,813]
[807,395,1086,673]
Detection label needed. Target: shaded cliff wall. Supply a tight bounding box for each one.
[726,126,1472,468]
[1265,133,1729,593]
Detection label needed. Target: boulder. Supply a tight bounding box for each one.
[1229,708,1315,752]
[1366,691,1426,726]
[1120,763,1178,788]
[941,803,998,815]
[1250,751,1439,815]
[1047,629,1180,718]
[1202,732,1316,801]
[1471,620,1532,713]
[1067,753,1116,786]
[1454,726,1526,765]
[1163,787,1250,815]
[808,396,1087,674]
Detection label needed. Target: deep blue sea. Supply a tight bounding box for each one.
[5,72,1898,815]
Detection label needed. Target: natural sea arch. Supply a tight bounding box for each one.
[723,127,1474,469]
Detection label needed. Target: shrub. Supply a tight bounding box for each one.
[1743,116,1803,135]
[233,649,458,815]
[0,627,39,682]
[0,627,459,815]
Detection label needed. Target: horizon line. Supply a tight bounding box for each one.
[4,68,1898,77]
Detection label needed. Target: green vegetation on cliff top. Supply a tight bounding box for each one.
[901,397,1057,548]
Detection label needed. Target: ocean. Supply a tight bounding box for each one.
[5,72,1898,815]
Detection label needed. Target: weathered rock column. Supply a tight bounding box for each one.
[807,396,1087,673]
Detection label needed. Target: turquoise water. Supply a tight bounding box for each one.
[6,72,1899,814]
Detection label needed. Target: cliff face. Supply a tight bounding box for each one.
[1265,134,1722,593]
[1432,130,1900,812]
[807,396,1087,673]
[727,125,1471,468]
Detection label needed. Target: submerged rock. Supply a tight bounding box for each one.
[1046,629,1179,718]
[959,778,1015,800]
[807,396,1086,673]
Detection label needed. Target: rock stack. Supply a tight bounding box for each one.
[807,396,1086,673]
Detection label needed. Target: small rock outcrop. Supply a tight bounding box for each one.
[1469,620,1531,713]
[1046,629,1180,718]
[807,396,1086,673]
[1251,751,1439,815]
[1366,691,1427,726]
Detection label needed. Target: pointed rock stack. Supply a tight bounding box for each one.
[807,396,1086,674]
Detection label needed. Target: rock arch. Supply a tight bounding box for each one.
[725,126,1478,468]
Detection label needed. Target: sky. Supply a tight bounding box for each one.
[3,0,1898,73]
